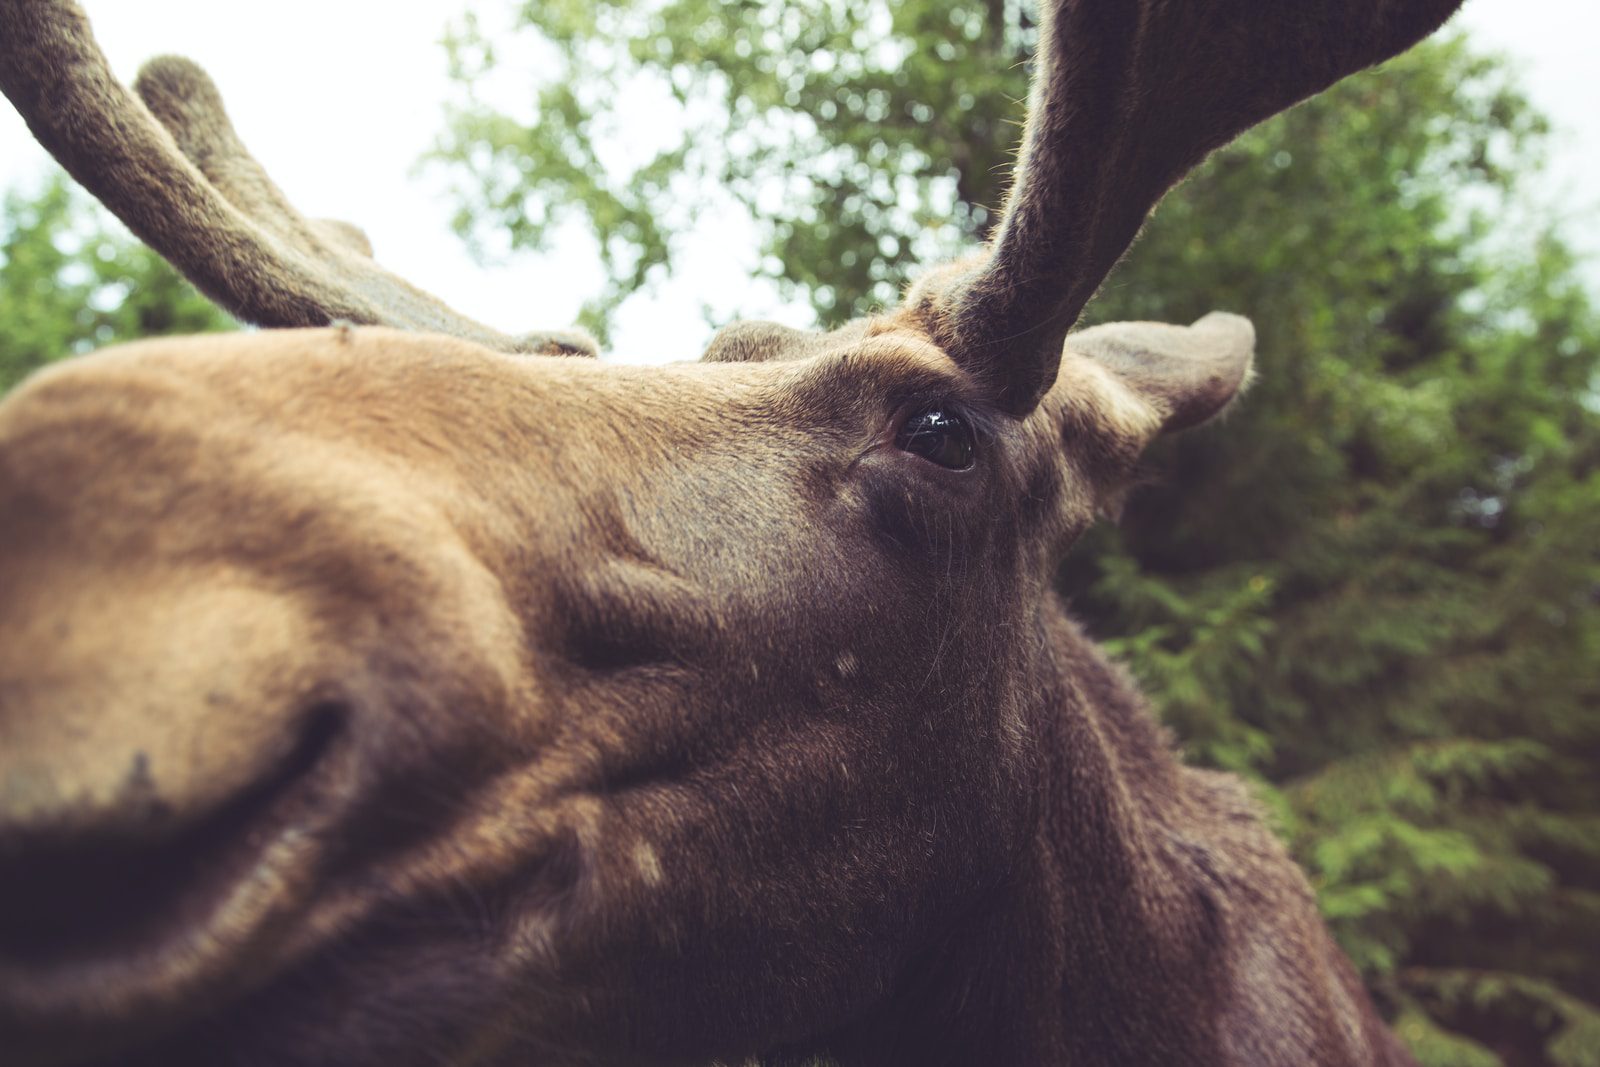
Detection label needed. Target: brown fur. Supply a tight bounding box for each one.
[0,323,1402,1067]
[0,1,1465,1064]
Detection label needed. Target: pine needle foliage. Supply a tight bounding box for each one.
[1072,39,1600,1063]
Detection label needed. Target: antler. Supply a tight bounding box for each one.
[0,0,595,356]
[925,0,1464,414]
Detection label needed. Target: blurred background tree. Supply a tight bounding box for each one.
[0,174,233,394]
[431,2,1600,1063]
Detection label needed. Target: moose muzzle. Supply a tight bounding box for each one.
[0,334,547,1063]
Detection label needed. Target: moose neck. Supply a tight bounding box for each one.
[816,594,1232,1066]
[837,591,1411,1067]
[1029,600,1235,1062]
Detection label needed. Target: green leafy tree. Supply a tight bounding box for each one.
[452,5,1600,1061]
[1,174,234,394]
[431,0,1035,338]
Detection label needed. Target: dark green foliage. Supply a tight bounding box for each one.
[1074,41,1600,1066]
[439,5,1598,1061]
[1,174,234,394]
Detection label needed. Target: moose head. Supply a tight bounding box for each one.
[0,1,1462,1064]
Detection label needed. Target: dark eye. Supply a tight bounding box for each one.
[895,409,976,470]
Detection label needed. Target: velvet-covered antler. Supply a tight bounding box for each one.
[0,0,594,356]
[922,0,1463,414]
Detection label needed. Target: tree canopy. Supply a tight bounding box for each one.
[434,3,1600,1062]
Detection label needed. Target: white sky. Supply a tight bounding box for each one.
[1,0,1595,365]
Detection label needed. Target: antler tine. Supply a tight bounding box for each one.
[135,58,383,260]
[0,0,595,356]
[930,0,1463,415]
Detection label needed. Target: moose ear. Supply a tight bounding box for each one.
[1066,312,1255,434]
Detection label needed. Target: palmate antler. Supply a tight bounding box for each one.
[0,0,595,356]
[922,0,1464,414]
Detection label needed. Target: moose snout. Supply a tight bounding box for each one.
[0,697,345,970]
[0,572,355,1027]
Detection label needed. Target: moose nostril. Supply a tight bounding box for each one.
[0,701,347,968]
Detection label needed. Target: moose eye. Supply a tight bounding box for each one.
[895,409,976,470]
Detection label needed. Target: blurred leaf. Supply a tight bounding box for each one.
[0,174,235,394]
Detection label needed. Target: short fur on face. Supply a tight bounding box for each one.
[1,315,1403,1066]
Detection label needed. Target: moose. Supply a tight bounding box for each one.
[0,0,1465,1064]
